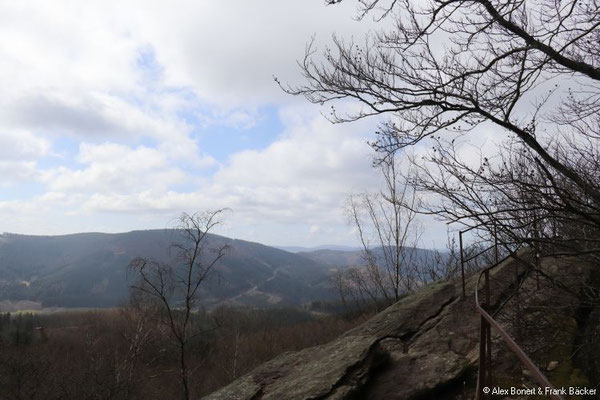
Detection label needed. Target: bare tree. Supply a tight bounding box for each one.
[283,0,599,189]
[129,210,229,400]
[421,233,491,283]
[279,0,600,259]
[336,155,426,310]
[408,135,600,261]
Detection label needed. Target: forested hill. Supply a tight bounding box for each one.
[0,230,336,309]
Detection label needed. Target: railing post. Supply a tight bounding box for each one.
[536,251,541,290]
[533,211,541,290]
[475,252,564,400]
[476,314,488,400]
[460,230,465,300]
[484,270,492,391]
[494,223,499,264]
[476,270,493,399]
[485,270,491,314]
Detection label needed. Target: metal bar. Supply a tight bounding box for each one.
[475,315,487,400]
[474,254,564,400]
[484,270,492,389]
[536,252,541,290]
[485,270,490,310]
[486,321,492,391]
[494,223,499,264]
[463,244,496,264]
[476,304,562,399]
[460,231,466,300]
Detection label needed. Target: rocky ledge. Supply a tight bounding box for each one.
[204,258,519,400]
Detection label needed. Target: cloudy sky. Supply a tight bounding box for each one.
[0,0,451,247]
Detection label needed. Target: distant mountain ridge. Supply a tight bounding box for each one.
[276,245,362,253]
[0,230,337,309]
[0,231,443,310]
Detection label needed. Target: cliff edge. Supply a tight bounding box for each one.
[204,254,595,399]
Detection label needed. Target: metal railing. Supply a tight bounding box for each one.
[474,251,564,400]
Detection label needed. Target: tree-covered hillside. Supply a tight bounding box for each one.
[0,231,335,308]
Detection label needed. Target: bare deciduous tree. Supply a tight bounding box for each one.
[334,156,426,309]
[280,0,600,259]
[284,0,599,186]
[129,210,229,400]
[409,135,600,260]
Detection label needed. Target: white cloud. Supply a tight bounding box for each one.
[57,110,380,220]
[23,109,384,246]
[0,130,49,186]
[2,91,183,139]
[0,129,49,160]
[0,161,39,186]
[217,107,377,187]
[0,1,447,247]
[117,0,378,107]
[0,0,379,132]
[43,142,187,194]
[0,2,139,94]
[209,108,381,223]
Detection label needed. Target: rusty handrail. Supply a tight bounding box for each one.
[474,251,564,400]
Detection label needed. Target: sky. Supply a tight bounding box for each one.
[0,0,452,248]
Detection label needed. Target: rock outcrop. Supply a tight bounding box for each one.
[204,256,525,400]
[204,254,595,399]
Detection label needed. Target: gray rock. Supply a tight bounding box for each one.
[204,257,521,400]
